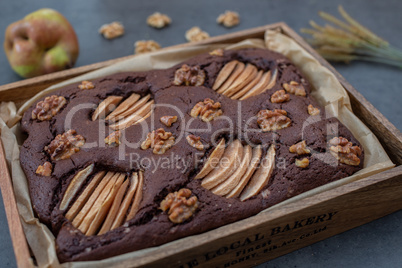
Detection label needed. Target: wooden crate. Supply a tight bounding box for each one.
[0,22,401,268]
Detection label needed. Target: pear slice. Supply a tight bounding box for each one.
[221,64,258,97]
[240,145,275,201]
[98,177,129,235]
[59,164,94,211]
[216,62,245,94]
[75,172,117,232]
[264,68,278,91]
[109,100,154,130]
[126,171,144,221]
[72,172,114,228]
[211,145,252,196]
[195,138,226,179]
[212,60,238,90]
[239,70,272,100]
[201,140,243,190]
[92,96,123,121]
[66,171,105,220]
[105,93,141,121]
[231,70,263,100]
[226,146,262,198]
[111,94,151,121]
[111,172,139,230]
[86,173,125,236]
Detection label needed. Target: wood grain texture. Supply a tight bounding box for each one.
[0,139,33,268]
[0,22,401,267]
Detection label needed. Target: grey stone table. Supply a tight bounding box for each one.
[0,0,401,267]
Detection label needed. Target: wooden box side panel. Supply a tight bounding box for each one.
[0,140,33,268]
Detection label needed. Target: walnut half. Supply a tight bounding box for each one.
[295,158,309,168]
[141,128,175,154]
[134,40,161,54]
[257,109,291,132]
[173,64,206,86]
[217,11,240,28]
[160,116,178,127]
[160,188,198,224]
[32,95,67,121]
[271,89,290,103]
[186,135,204,151]
[308,104,320,116]
[99,22,124,39]
[329,137,362,166]
[191,98,223,122]
[185,27,210,42]
[289,140,310,155]
[147,12,171,28]
[283,81,306,96]
[36,162,52,176]
[44,130,85,161]
[78,81,95,90]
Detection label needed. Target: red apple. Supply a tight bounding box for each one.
[4,8,79,78]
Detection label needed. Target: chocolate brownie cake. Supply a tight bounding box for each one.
[20,48,364,262]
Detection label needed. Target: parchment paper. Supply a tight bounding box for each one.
[0,30,394,268]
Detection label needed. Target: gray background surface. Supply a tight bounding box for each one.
[0,0,401,267]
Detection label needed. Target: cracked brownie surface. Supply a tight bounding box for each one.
[20,48,363,262]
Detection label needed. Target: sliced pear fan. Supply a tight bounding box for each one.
[216,62,245,93]
[226,146,262,198]
[92,96,123,121]
[240,144,276,201]
[211,145,252,196]
[65,167,144,236]
[195,138,226,179]
[93,93,153,130]
[201,139,243,190]
[212,60,278,100]
[60,164,94,211]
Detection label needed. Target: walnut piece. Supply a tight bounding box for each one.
[160,116,178,127]
[289,140,310,155]
[173,64,205,86]
[134,40,161,54]
[147,12,171,28]
[36,162,52,176]
[105,131,121,146]
[99,22,124,39]
[295,158,309,168]
[217,11,240,28]
[185,27,210,42]
[257,109,291,131]
[308,104,320,116]
[78,81,95,90]
[32,95,67,121]
[283,81,306,96]
[271,89,290,103]
[329,137,362,166]
[141,128,175,154]
[191,98,223,122]
[45,130,85,161]
[160,188,198,224]
[209,48,224,56]
[186,135,204,151]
